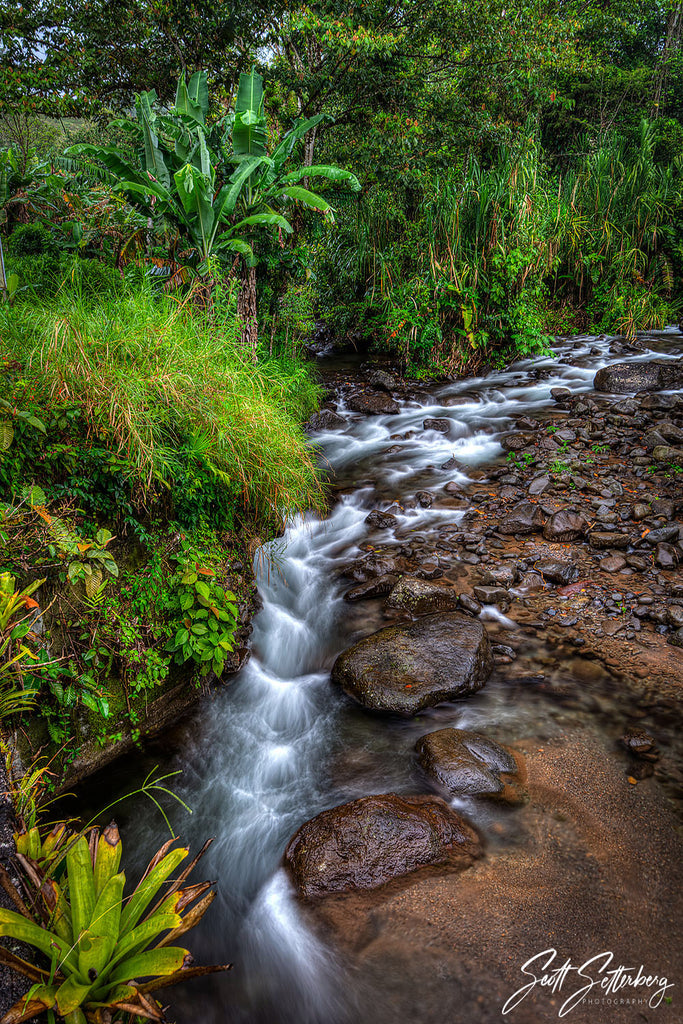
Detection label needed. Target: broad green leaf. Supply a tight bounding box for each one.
[67,836,96,940]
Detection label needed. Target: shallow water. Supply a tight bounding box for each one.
[79,329,683,1024]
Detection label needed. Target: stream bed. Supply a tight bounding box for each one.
[80,331,683,1024]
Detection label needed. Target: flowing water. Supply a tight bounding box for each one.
[83,330,683,1024]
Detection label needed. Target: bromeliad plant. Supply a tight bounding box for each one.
[0,823,229,1024]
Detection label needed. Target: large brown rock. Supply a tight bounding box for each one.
[284,793,481,898]
[416,728,526,805]
[331,612,493,714]
[594,359,683,393]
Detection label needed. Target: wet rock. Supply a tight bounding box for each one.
[528,475,550,495]
[472,585,509,605]
[367,369,398,392]
[284,793,481,898]
[366,510,398,530]
[669,627,683,648]
[413,562,444,580]
[551,387,571,402]
[415,490,434,508]
[600,554,627,573]
[386,577,459,615]
[613,399,640,415]
[589,531,630,549]
[440,455,467,471]
[307,408,347,431]
[543,510,588,542]
[344,576,399,602]
[481,565,518,589]
[500,433,534,452]
[458,593,482,616]
[347,391,400,415]
[331,612,493,714]
[620,729,656,757]
[652,445,683,463]
[594,360,683,393]
[416,729,526,805]
[642,526,680,545]
[534,559,579,585]
[632,503,651,521]
[655,543,679,569]
[423,417,450,433]
[492,643,516,661]
[342,554,396,582]
[667,605,683,628]
[498,502,546,535]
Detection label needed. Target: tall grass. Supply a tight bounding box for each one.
[0,287,323,524]
[321,119,681,371]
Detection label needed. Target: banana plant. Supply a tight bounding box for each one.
[0,823,228,1023]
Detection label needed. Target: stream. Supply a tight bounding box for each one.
[84,330,683,1024]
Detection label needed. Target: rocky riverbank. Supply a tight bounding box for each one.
[284,345,683,1022]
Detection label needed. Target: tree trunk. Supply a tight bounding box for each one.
[238,264,258,359]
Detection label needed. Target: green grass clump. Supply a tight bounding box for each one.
[0,287,323,525]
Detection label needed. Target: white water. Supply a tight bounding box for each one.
[108,329,682,1023]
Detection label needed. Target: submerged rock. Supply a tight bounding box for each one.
[416,729,526,805]
[344,575,399,602]
[331,612,493,714]
[423,417,451,433]
[284,793,481,898]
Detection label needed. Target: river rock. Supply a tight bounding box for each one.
[534,559,579,585]
[655,543,679,568]
[589,531,630,549]
[347,391,400,415]
[423,417,451,433]
[342,554,396,582]
[594,360,683,394]
[344,575,399,602]
[472,585,509,605]
[543,510,588,542]
[284,793,481,898]
[528,475,550,495]
[385,577,459,615]
[667,605,683,628]
[458,593,482,616]
[643,526,680,545]
[416,729,526,805]
[367,369,398,392]
[331,612,493,714]
[550,387,571,402]
[307,408,347,431]
[365,509,398,530]
[600,554,627,572]
[498,501,545,535]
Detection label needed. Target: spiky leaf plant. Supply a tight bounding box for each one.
[0,823,229,1023]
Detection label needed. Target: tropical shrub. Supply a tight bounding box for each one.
[0,823,228,1023]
